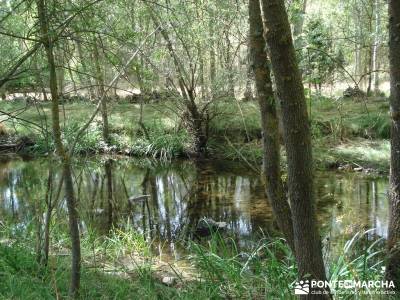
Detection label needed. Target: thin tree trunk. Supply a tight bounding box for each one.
[93,38,110,143]
[36,0,81,297]
[225,32,235,98]
[42,168,53,266]
[367,10,374,95]
[261,0,328,296]
[244,30,254,101]
[386,0,400,291]
[105,159,113,232]
[248,0,295,253]
[372,0,381,94]
[56,47,65,97]
[354,6,362,86]
[209,10,217,99]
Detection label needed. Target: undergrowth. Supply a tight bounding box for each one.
[0,222,391,299]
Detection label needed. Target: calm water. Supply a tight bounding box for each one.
[0,156,389,257]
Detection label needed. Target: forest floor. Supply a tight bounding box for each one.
[0,95,390,173]
[0,226,385,299]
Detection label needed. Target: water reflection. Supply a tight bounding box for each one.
[0,157,389,255]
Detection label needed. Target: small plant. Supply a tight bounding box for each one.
[129,121,189,159]
[187,233,297,299]
[351,113,390,139]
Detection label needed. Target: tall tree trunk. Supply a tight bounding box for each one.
[225,32,235,98]
[56,46,65,97]
[93,38,110,143]
[36,0,81,297]
[386,0,400,291]
[105,159,113,232]
[209,9,217,99]
[42,168,53,266]
[244,30,254,101]
[354,6,363,86]
[261,0,328,294]
[367,9,374,95]
[372,0,381,94]
[248,0,294,253]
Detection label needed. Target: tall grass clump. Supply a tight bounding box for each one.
[327,229,386,298]
[0,218,392,299]
[29,121,103,154]
[351,113,390,139]
[187,233,297,299]
[129,121,189,159]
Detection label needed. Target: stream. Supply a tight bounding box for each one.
[0,156,389,260]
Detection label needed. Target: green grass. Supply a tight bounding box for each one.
[0,95,391,171]
[0,219,391,299]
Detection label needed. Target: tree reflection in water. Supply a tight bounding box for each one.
[0,157,390,257]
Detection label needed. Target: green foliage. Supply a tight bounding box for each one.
[188,234,296,299]
[0,243,149,300]
[301,18,337,88]
[328,230,384,283]
[30,121,103,154]
[350,113,390,139]
[0,225,388,300]
[129,121,189,159]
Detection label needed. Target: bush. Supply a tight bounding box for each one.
[351,113,390,139]
[129,121,189,159]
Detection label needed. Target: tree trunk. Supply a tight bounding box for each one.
[62,160,81,298]
[56,47,65,96]
[93,38,110,143]
[244,30,254,101]
[148,6,207,156]
[105,159,114,232]
[36,0,81,297]
[372,0,381,94]
[367,9,374,95]
[42,168,53,266]
[209,10,217,99]
[386,0,400,291]
[354,7,362,85]
[248,0,295,253]
[225,32,235,98]
[261,0,328,295]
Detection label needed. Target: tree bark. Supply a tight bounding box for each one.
[224,31,235,98]
[248,0,295,253]
[260,0,328,294]
[386,0,400,291]
[93,37,110,143]
[209,9,217,99]
[372,0,381,94]
[36,0,81,297]
[105,159,114,232]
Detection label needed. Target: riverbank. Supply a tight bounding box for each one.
[0,153,391,299]
[0,225,386,299]
[0,95,390,174]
